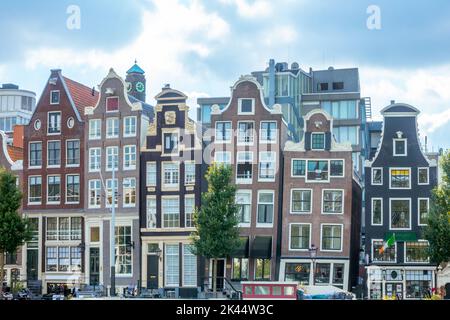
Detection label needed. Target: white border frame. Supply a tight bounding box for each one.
[371,168,383,186]
[256,190,275,228]
[238,98,255,115]
[320,223,344,252]
[237,120,255,146]
[371,239,397,264]
[290,189,313,214]
[258,151,276,182]
[371,198,383,226]
[417,167,429,185]
[47,111,61,136]
[404,239,430,264]
[236,151,254,184]
[288,223,312,251]
[28,141,43,169]
[417,198,430,227]
[88,147,101,173]
[50,90,60,105]
[65,139,80,168]
[88,119,102,140]
[321,189,344,215]
[389,198,412,230]
[46,174,61,205]
[106,117,120,139]
[259,121,277,144]
[65,174,81,205]
[389,167,411,190]
[215,121,232,144]
[236,189,252,228]
[291,159,306,178]
[47,140,61,169]
[311,132,326,151]
[393,138,407,157]
[123,116,137,138]
[88,179,101,209]
[28,175,42,205]
[123,145,137,171]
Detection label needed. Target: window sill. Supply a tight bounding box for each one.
[256,223,274,228]
[29,166,42,170]
[66,164,80,168]
[47,165,61,169]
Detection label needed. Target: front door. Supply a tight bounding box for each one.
[147,255,159,289]
[216,260,225,291]
[385,283,403,299]
[26,250,38,281]
[89,248,100,286]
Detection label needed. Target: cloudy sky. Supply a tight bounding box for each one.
[0,0,449,150]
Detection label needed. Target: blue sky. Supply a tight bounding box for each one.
[0,0,449,150]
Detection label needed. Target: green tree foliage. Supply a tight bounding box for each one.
[424,151,450,266]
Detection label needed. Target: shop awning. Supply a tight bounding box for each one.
[231,237,249,258]
[250,237,272,259]
[384,232,417,242]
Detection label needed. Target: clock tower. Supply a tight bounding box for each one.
[125,60,146,102]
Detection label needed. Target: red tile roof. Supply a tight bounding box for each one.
[7,145,23,162]
[63,76,99,115]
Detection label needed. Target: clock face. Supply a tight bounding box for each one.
[126,82,132,92]
[136,82,145,93]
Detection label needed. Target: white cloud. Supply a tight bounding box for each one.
[261,25,298,46]
[219,0,272,18]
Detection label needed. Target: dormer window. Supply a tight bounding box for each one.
[393,138,407,156]
[50,90,60,105]
[106,97,119,112]
[238,99,254,115]
[311,133,325,150]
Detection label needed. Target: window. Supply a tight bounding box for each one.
[405,241,429,263]
[106,118,119,138]
[115,226,132,275]
[292,160,306,177]
[47,175,61,203]
[29,142,42,167]
[106,179,118,207]
[418,198,429,226]
[236,191,251,225]
[390,168,410,189]
[277,75,289,97]
[59,217,70,240]
[89,180,101,208]
[123,145,137,170]
[89,119,101,140]
[46,247,57,272]
[390,199,411,230]
[238,98,254,114]
[45,245,81,272]
[372,168,383,185]
[123,178,136,207]
[232,258,249,280]
[185,162,196,185]
[257,191,274,225]
[311,133,325,150]
[165,245,179,287]
[47,141,61,167]
[372,240,396,263]
[259,152,276,181]
[315,263,331,284]
[307,160,329,181]
[322,101,358,120]
[319,83,329,91]
[124,116,137,137]
[255,259,271,280]
[334,126,359,145]
[330,160,344,177]
[371,198,383,225]
[71,217,82,240]
[333,264,345,285]
[291,190,312,214]
[418,168,429,185]
[260,122,277,142]
[28,176,42,204]
[332,82,344,90]
[46,217,82,241]
[238,122,254,144]
[405,270,433,299]
[290,224,311,250]
[90,227,100,242]
[106,146,119,171]
[162,197,180,228]
[89,148,101,172]
[48,112,61,134]
[215,152,231,165]
[285,263,310,284]
[70,247,82,271]
[66,175,80,203]
[146,162,157,186]
[163,163,179,188]
[163,133,178,154]
[393,139,407,156]
[66,140,80,166]
[321,225,342,251]
[236,152,253,183]
[50,90,60,104]
[215,122,232,142]
[185,196,195,228]
[322,190,343,214]
[183,245,197,286]
[146,197,157,229]
[106,96,119,112]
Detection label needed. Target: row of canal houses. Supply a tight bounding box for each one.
[0,61,439,299]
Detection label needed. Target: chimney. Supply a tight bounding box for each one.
[391,100,396,105]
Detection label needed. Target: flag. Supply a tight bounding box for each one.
[379,234,396,255]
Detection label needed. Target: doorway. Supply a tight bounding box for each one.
[209,259,226,291]
[147,255,159,289]
[385,282,403,299]
[26,250,38,281]
[89,248,100,286]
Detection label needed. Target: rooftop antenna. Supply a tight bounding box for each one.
[425,136,428,153]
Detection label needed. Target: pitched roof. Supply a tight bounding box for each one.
[126,63,145,75]
[63,76,99,115]
[7,145,23,162]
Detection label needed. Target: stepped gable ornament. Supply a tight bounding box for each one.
[165,111,176,125]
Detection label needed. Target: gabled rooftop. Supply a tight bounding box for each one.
[126,63,145,75]
[63,76,99,115]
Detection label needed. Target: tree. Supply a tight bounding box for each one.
[0,170,31,294]
[424,150,450,267]
[190,164,240,296]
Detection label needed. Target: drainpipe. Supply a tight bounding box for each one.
[269,59,276,107]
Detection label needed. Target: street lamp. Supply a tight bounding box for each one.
[309,244,317,285]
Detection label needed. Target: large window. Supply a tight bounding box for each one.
[285,263,310,284]
[236,191,251,225]
[291,190,311,214]
[290,224,310,250]
[106,118,119,138]
[307,160,329,181]
[29,142,42,167]
[321,225,342,251]
[390,199,411,229]
[315,264,331,284]
[162,197,180,228]
[123,178,136,207]
[185,162,196,185]
[405,241,429,263]
[66,175,80,204]
[66,140,80,166]
[89,119,101,140]
[260,121,277,142]
[322,100,358,120]
[257,191,274,225]
[146,162,157,186]
[322,190,344,214]
[123,116,137,137]
[165,245,179,287]
[47,175,61,204]
[115,226,132,275]
[390,169,410,189]
[215,122,232,142]
[311,133,325,150]
[46,217,82,241]
[146,197,157,229]
[163,163,179,188]
[28,176,42,204]
[292,160,306,177]
[46,246,81,272]
[371,198,383,225]
[333,126,358,145]
[163,133,178,154]
[106,146,119,171]
[183,245,197,286]
[238,122,254,144]
[89,180,101,208]
[418,198,429,226]
[89,148,101,172]
[185,196,195,228]
[372,240,396,263]
[48,112,61,134]
[255,259,271,280]
[232,258,249,280]
[47,141,61,167]
[236,152,253,183]
[405,270,433,299]
[123,145,137,170]
[258,152,276,181]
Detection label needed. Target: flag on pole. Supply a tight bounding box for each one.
[379,234,396,255]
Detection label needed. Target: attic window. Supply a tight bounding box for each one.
[319,83,329,91]
[106,97,119,112]
[50,90,60,105]
[332,82,344,90]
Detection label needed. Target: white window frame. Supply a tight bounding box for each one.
[236,190,252,227]
[371,198,383,226]
[28,141,43,169]
[258,151,276,182]
[162,131,179,156]
[389,167,411,190]
[89,147,101,173]
[311,132,326,151]
[256,190,275,228]
[184,161,196,185]
[305,159,330,183]
[106,146,119,172]
[214,151,231,165]
[417,198,430,227]
[371,239,397,264]
[65,139,80,168]
[236,151,253,184]
[164,244,179,287]
[321,189,344,215]
[50,90,60,105]
[320,224,344,253]
[389,198,412,231]
[88,179,101,209]
[123,116,137,137]
[238,98,255,115]
[418,167,430,185]
[106,178,118,208]
[330,159,345,178]
[106,117,119,139]
[182,244,197,287]
[237,121,255,146]
[46,175,61,205]
[28,175,42,205]
[146,196,157,229]
[65,174,80,204]
[89,119,102,140]
[122,177,136,208]
[215,121,232,144]
[47,140,61,168]
[47,111,61,135]
[162,162,180,189]
[259,121,277,144]
[393,138,407,157]
[404,240,430,264]
[291,159,306,178]
[146,162,157,187]
[162,196,180,229]
[123,145,137,171]
[290,189,313,214]
[184,195,195,229]
[371,168,383,186]
[289,223,312,252]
